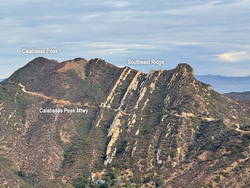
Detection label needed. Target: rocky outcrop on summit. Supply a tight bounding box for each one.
[0,57,250,187]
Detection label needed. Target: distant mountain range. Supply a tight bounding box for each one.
[225,91,250,102]
[196,75,250,93]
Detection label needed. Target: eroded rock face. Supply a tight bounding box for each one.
[57,58,88,79]
[1,57,250,187]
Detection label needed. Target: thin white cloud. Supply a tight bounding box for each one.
[216,51,250,62]
[76,0,130,8]
[163,0,250,16]
[87,42,155,50]
[0,0,50,5]
[108,1,130,8]
[84,48,130,55]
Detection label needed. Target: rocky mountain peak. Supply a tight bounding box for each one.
[175,63,194,76]
[72,57,87,62]
[28,56,58,66]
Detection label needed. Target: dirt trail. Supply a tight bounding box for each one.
[19,83,52,100]
[19,83,88,106]
[18,83,131,116]
[235,127,250,135]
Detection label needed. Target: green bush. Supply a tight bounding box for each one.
[17,170,27,178]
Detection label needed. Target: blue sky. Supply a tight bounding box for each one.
[1,0,250,78]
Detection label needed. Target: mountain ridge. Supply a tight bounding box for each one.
[0,57,250,187]
[225,91,250,102]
